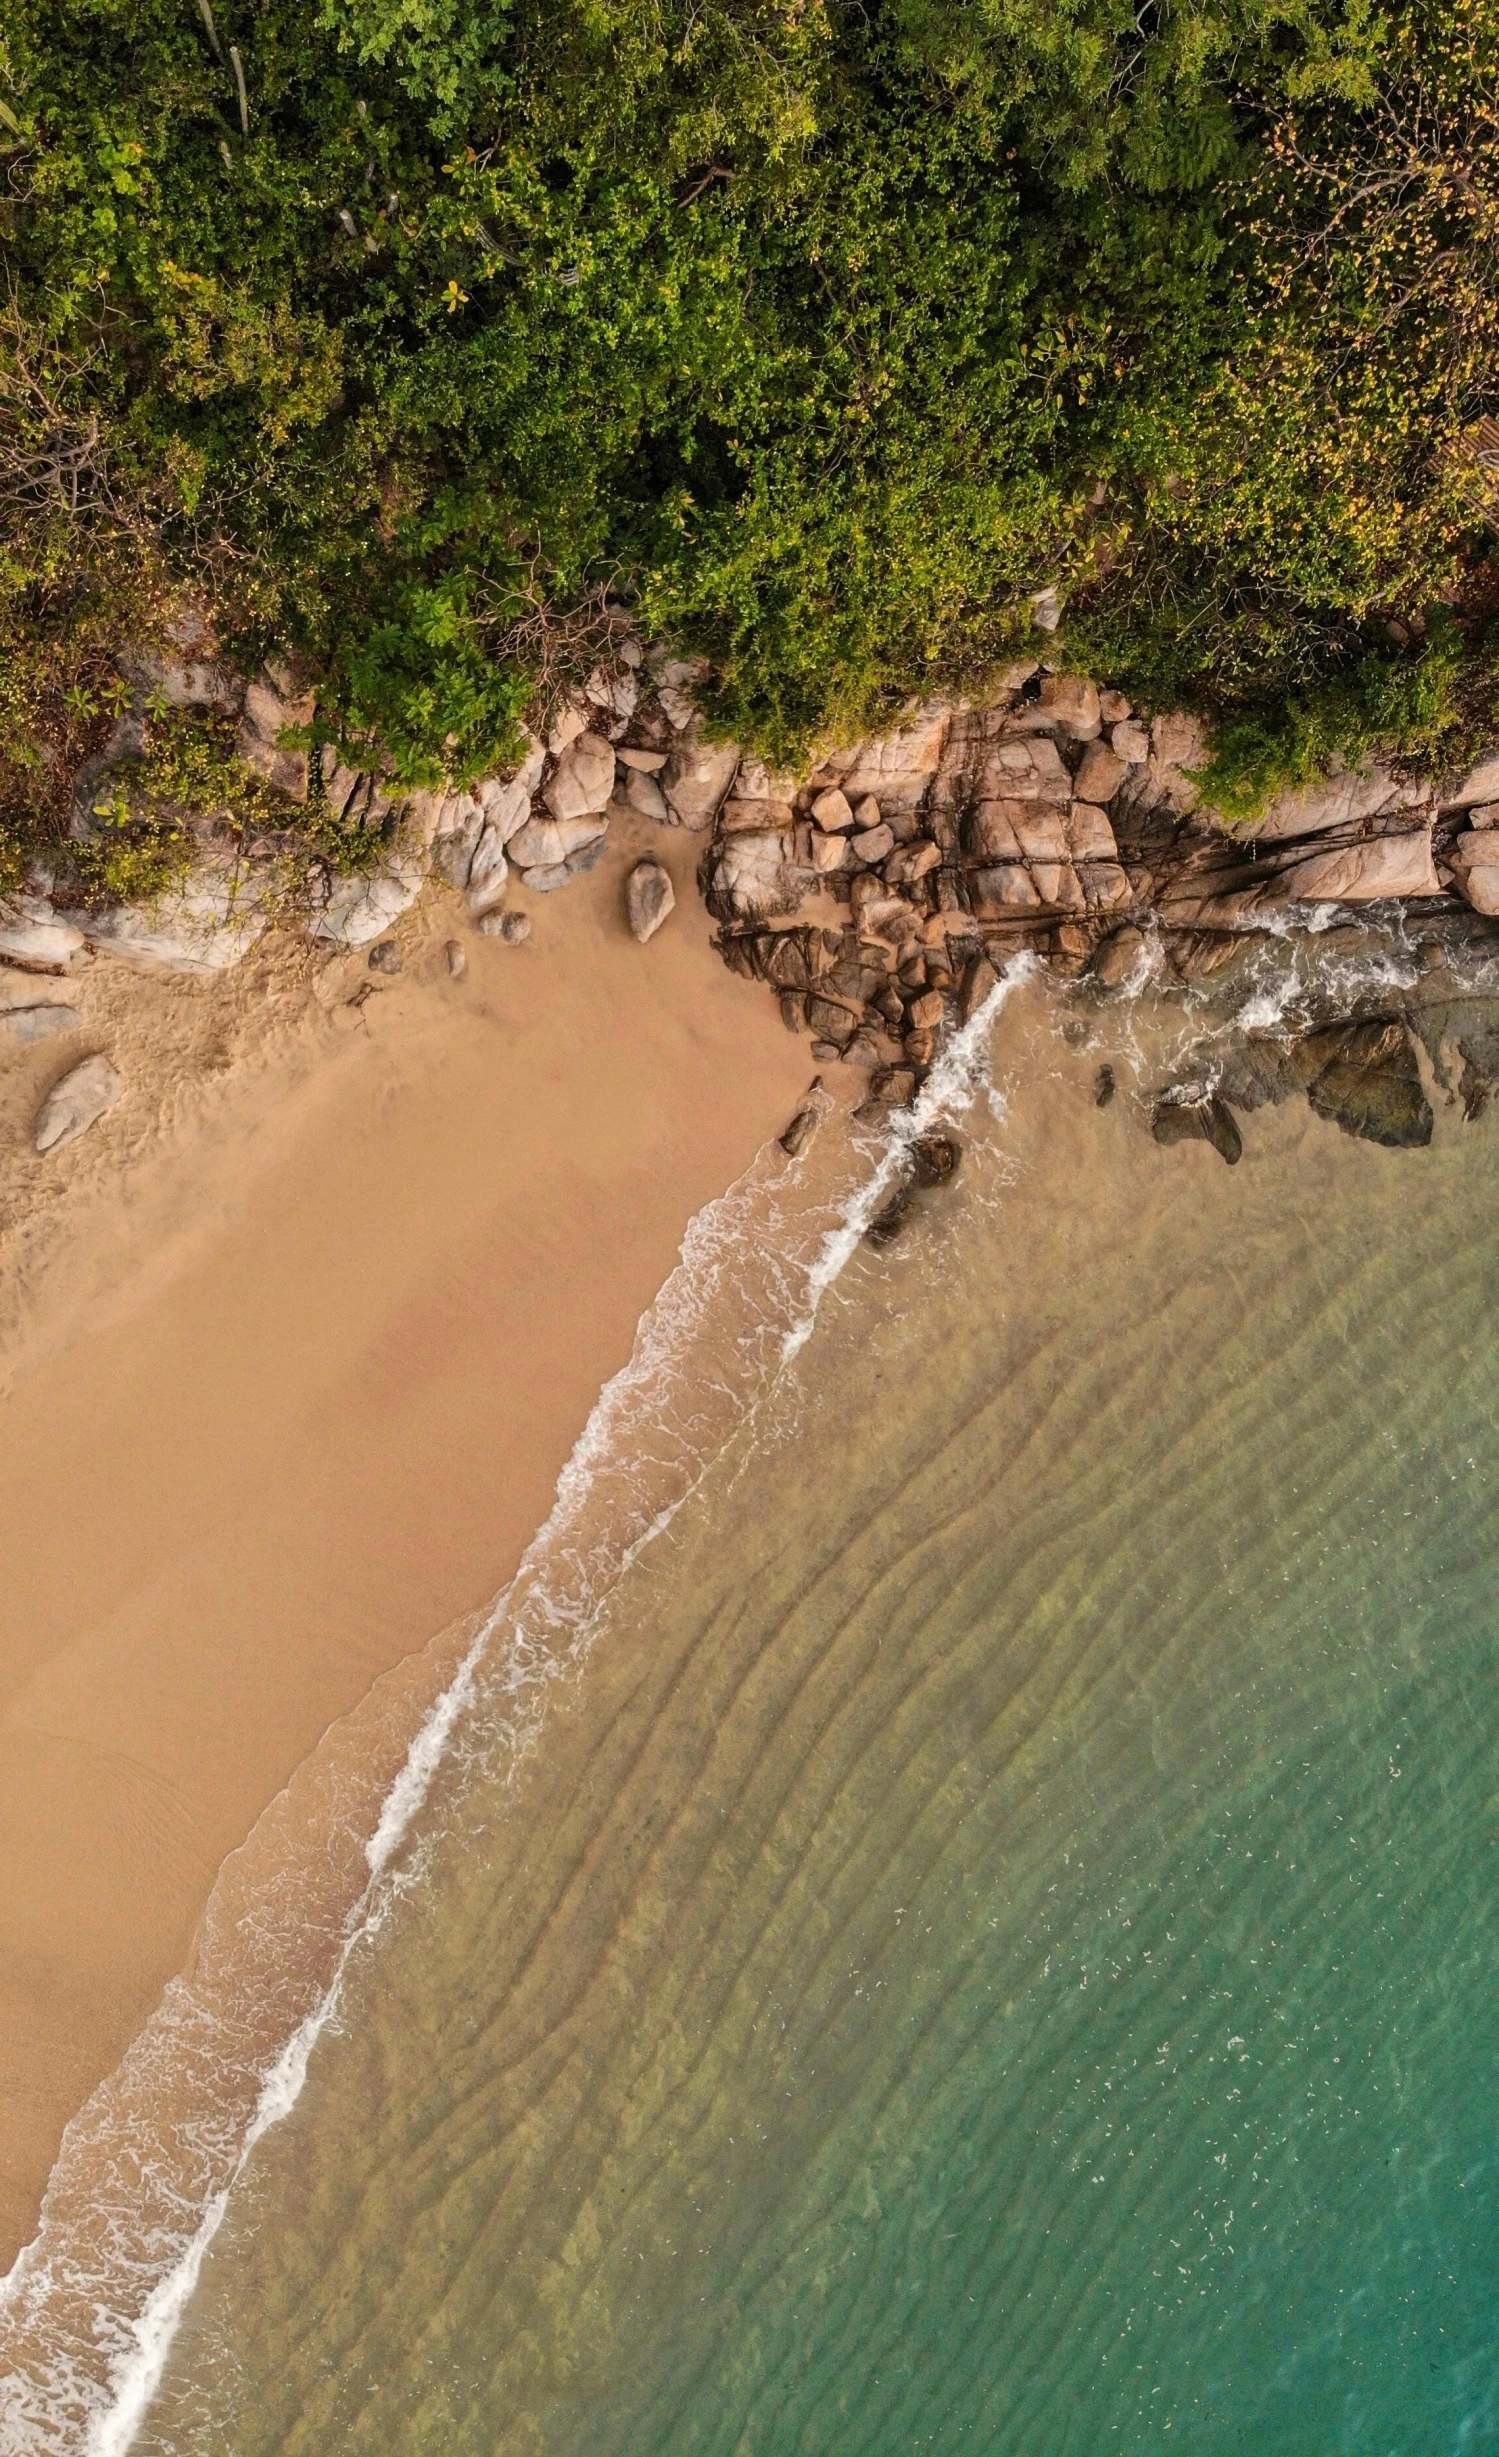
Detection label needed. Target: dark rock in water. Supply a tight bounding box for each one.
[870,1065,918,1109]
[866,1173,915,1243]
[1094,1063,1116,1108]
[1459,1055,1490,1122]
[1093,926,1146,989]
[780,1101,820,1158]
[1214,1030,1328,1114]
[910,1132,961,1188]
[958,950,1000,1025]
[368,939,402,974]
[1150,1092,1243,1165]
[1303,1019,1432,1149]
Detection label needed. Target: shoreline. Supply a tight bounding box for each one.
[0,809,817,2273]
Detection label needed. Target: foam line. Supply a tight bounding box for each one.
[0,981,1019,2457]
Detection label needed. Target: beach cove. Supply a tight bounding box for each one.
[0,810,815,2273]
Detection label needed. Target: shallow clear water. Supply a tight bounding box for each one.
[133,991,1499,2456]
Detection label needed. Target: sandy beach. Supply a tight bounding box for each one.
[0,815,816,2270]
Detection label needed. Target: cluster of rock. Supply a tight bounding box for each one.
[9,615,1499,1162]
[681,668,1499,1112]
[0,634,708,983]
[1146,951,1499,1164]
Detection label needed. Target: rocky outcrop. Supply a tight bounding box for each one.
[1160,1012,1436,1163]
[64,860,269,972]
[1206,763,1401,843]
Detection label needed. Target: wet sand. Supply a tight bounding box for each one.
[0,817,815,2267]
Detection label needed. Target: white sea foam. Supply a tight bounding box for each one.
[0,974,1021,2457]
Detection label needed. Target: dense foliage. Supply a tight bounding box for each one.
[2,0,1498,877]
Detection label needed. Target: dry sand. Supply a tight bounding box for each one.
[0,817,817,2267]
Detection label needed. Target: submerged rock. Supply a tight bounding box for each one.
[911,1132,961,1187]
[866,1173,915,1242]
[1150,1091,1243,1165]
[779,1098,822,1158]
[1303,1019,1433,1149]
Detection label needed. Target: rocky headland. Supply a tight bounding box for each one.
[5,630,1499,1171]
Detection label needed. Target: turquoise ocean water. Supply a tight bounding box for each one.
[12,976,1499,2456]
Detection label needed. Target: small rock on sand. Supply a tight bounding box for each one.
[445,940,467,979]
[35,1054,123,1154]
[479,909,532,944]
[368,940,403,975]
[627,859,675,944]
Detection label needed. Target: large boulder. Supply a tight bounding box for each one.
[1072,742,1127,805]
[1119,711,1208,818]
[1150,1090,1243,1165]
[625,767,671,823]
[1273,828,1439,903]
[1445,751,1499,810]
[965,801,1024,860]
[707,830,801,921]
[310,856,426,948]
[1208,762,1401,842]
[821,701,955,818]
[1447,828,1499,916]
[543,731,616,823]
[507,811,607,872]
[981,735,1070,806]
[664,738,741,830]
[1304,1019,1433,1149]
[464,829,510,914]
[35,1054,123,1154]
[1016,673,1101,742]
